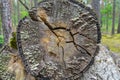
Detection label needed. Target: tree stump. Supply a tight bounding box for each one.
[16,0,101,79]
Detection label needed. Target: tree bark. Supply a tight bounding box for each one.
[34,0,38,7]
[17,0,20,22]
[1,0,12,43]
[80,44,120,80]
[106,14,109,33]
[0,1,2,35]
[117,12,120,33]
[0,11,2,35]
[112,0,116,35]
[91,0,101,26]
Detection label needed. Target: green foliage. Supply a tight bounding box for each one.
[20,11,29,18]
[102,34,120,53]
[0,35,4,44]
[101,3,112,14]
[100,0,120,34]
[100,0,113,33]
[100,1,112,23]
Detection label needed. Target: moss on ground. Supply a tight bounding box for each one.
[102,34,120,53]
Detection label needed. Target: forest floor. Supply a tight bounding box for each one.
[102,34,120,54]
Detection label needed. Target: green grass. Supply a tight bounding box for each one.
[101,34,120,53]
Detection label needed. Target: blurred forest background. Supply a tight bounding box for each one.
[0,0,120,53]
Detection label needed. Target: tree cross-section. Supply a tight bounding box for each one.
[16,0,101,79]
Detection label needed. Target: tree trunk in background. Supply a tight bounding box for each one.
[106,14,109,33]
[13,1,17,27]
[117,0,120,34]
[101,14,103,27]
[117,12,120,33]
[30,0,33,7]
[0,1,2,35]
[91,0,101,26]
[34,0,38,7]
[112,0,116,35]
[0,23,2,35]
[1,0,12,43]
[17,0,20,22]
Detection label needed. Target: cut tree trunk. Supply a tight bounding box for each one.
[16,0,101,79]
[12,0,120,80]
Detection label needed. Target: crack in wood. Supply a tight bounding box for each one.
[17,17,95,79]
[16,0,101,79]
[52,27,66,30]
[68,30,91,56]
[61,46,66,69]
[41,18,92,68]
[79,33,96,43]
[73,31,96,43]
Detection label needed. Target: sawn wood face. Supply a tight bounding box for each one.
[17,0,101,79]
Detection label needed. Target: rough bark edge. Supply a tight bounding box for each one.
[80,44,120,80]
[16,17,33,76]
[68,0,101,43]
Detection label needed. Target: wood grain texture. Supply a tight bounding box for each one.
[17,0,101,79]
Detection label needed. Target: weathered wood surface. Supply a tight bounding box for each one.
[80,44,120,80]
[16,0,101,79]
[1,45,120,80]
[110,52,120,71]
